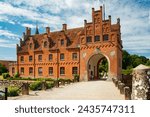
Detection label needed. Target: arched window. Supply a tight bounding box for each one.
[29,43,32,49]
[12,67,15,74]
[44,41,48,48]
[61,39,64,46]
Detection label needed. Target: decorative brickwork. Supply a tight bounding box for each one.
[9,6,122,81]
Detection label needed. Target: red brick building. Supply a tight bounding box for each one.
[9,6,122,81]
[0,60,16,70]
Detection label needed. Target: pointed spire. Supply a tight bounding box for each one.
[35,21,39,34]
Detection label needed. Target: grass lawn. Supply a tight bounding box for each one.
[0,75,3,80]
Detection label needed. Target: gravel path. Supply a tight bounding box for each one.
[8,81,124,100]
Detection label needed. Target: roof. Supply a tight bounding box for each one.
[18,27,84,53]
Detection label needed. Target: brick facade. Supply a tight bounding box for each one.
[9,6,122,81]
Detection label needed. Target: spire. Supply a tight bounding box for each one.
[35,21,39,34]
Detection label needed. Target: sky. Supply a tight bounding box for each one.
[0,0,150,60]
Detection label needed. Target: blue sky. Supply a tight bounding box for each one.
[0,0,150,60]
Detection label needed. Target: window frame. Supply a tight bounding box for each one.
[86,36,92,43]
[38,67,43,76]
[94,35,100,42]
[60,67,65,75]
[12,67,15,74]
[60,53,65,61]
[103,34,109,41]
[72,67,78,75]
[20,56,24,62]
[20,67,24,74]
[49,54,53,61]
[60,39,64,46]
[72,53,77,60]
[29,55,33,62]
[29,67,33,75]
[49,67,53,75]
[44,41,48,48]
[38,55,42,62]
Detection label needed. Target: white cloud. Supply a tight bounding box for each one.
[21,23,35,28]
[0,29,19,40]
[0,0,150,59]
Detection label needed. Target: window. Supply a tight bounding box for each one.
[38,55,42,62]
[49,54,53,61]
[29,55,32,62]
[20,56,24,62]
[94,35,100,42]
[61,39,64,46]
[38,67,42,76]
[44,41,48,48]
[21,67,24,74]
[60,67,65,75]
[72,67,78,75]
[60,53,64,60]
[89,65,91,69]
[29,67,33,75]
[86,36,92,43]
[49,67,53,75]
[12,67,15,74]
[72,53,77,60]
[29,43,32,49]
[103,34,109,41]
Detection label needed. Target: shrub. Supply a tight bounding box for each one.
[8,86,20,97]
[74,74,79,82]
[29,81,42,91]
[14,72,20,78]
[122,69,133,75]
[2,73,10,79]
[46,82,54,89]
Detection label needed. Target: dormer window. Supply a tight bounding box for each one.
[44,41,48,48]
[61,39,64,46]
[29,43,32,49]
[20,56,24,62]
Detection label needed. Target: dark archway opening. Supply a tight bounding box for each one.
[88,54,109,81]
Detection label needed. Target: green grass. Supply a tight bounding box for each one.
[0,75,3,80]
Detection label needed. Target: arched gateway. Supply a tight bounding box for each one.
[9,6,122,81]
[79,7,123,81]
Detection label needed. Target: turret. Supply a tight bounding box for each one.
[62,24,67,31]
[26,27,31,35]
[46,27,50,34]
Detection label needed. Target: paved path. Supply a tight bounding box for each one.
[9,81,124,100]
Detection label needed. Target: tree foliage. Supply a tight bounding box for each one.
[0,63,8,75]
[122,50,149,74]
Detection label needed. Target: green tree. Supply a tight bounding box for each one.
[98,58,108,77]
[122,50,132,69]
[0,63,8,75]
[146,60,150,66]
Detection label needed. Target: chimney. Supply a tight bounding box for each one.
[100,6,102,11]
[92,8,95,12]
[22,32,25,41]
[26,27,31,35]
[20,38,22,46]
[62,24,67,31]
[109,15,111,20]
[46,27,50,34]
[117,18,120,24]
[84,20,87,26]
